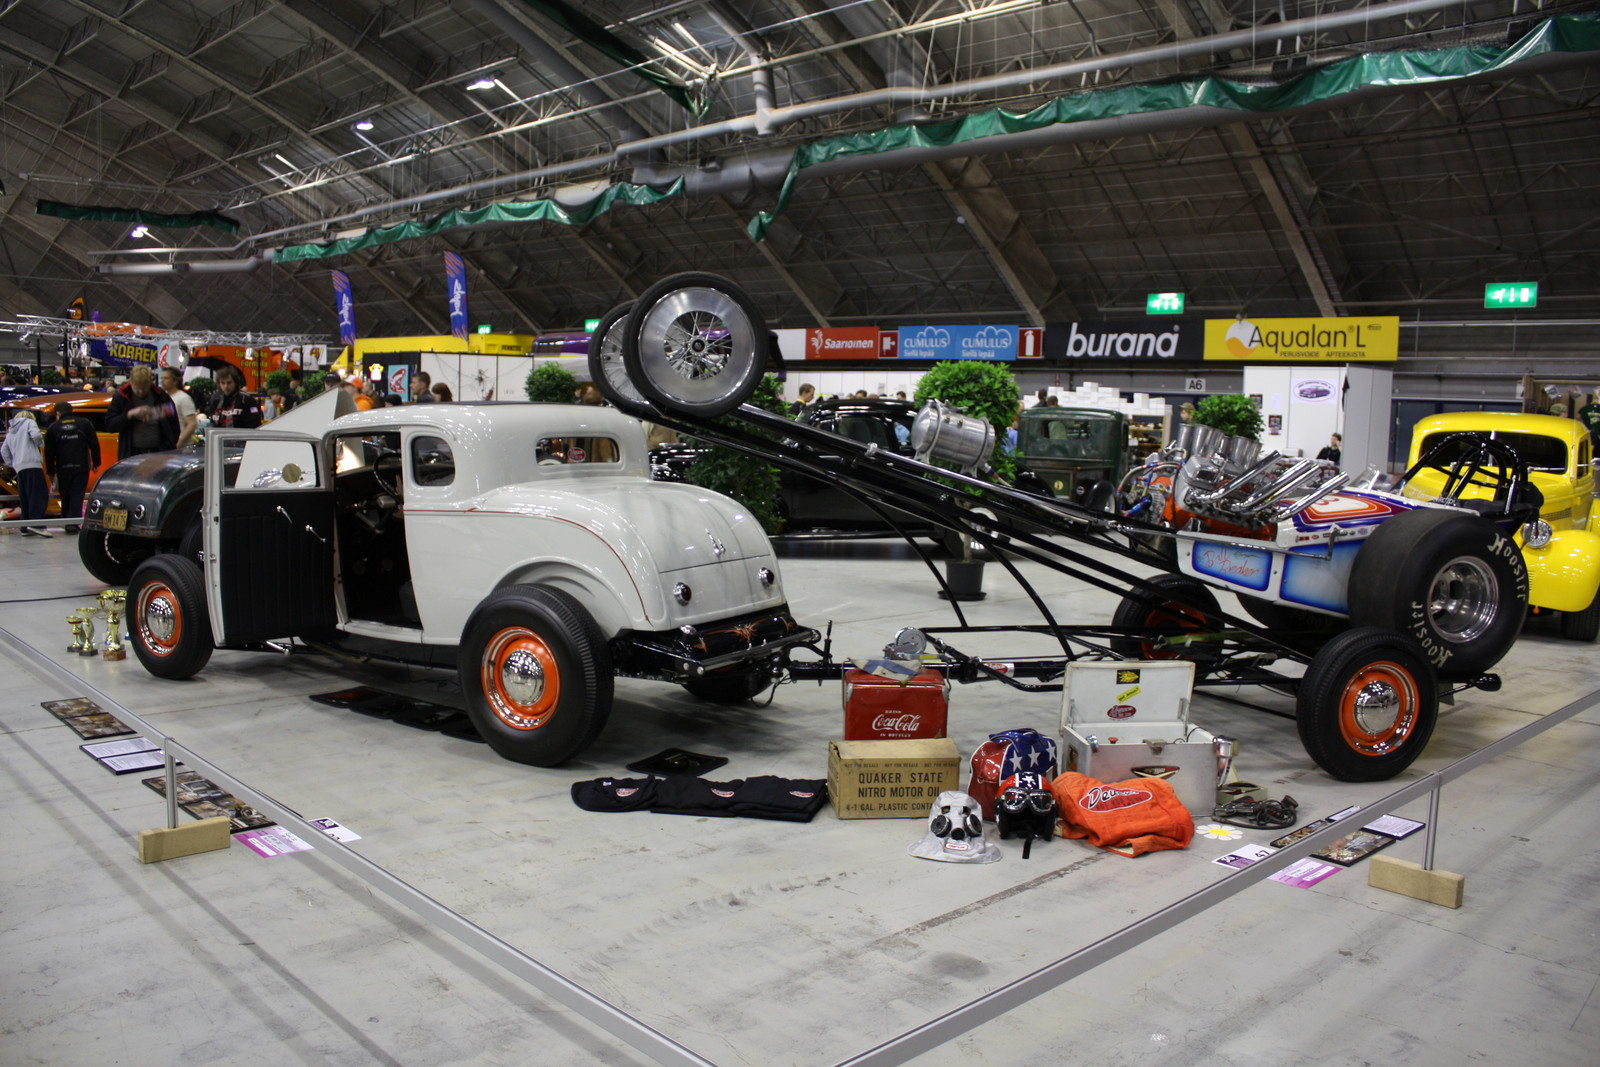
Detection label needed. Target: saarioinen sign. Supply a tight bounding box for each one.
[1203,317,1399,362]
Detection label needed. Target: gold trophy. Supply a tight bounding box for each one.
[102,609,126,661]
[76,608,98,657]
[66,613,85,654]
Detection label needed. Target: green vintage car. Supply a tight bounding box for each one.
[1015,407,1130,511]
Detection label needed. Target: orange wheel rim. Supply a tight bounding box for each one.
[481,627,561,730]
[1338,660,1419,756]
[136,581,182,657]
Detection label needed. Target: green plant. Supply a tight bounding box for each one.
[912,360,1020,483]
[187,376,217,414]
[685,375,786,534]
[37,367,64,386]
[1192,394,1264,441]
[299,374,328,402]
[264,369,293,395]
[526,361,577,403]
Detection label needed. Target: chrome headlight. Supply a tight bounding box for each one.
[131,504,147,521]
[757,567,776,588]
[1522,519,1553,549]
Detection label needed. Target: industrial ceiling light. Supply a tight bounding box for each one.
[130,224,149,239]
[466,78,496,90]
[354,119,374,131]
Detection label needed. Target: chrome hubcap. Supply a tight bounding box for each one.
[144,594,176,644]
[500,649,546,707]
[1352,678,1401,736]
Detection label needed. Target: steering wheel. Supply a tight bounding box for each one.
[1400,432,1530,511]
[372,449,403,497]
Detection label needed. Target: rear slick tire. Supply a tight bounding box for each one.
[458,586,613,766]
[1296,627,1438,782]
[128,555,214,680]
[1347,507,1527,680]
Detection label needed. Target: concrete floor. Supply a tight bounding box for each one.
[3,526,1598,1067]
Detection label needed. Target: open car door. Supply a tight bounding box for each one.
[204,429,337,646]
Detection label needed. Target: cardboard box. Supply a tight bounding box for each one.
[827,738,960,819]
[1060,660,1218,814]
[841,667,948,741]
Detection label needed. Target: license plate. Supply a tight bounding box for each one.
[103,507,128,531]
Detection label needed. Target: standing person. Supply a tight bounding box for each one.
[43,401,100,533]
[106,365,178,460]
[208,365,263,428]
[411,370,437,403]
[2,409,49,536]
[159,366,198,445]
[342,377,377,411]
[431,382,453,402]
[1317,433,1342,466]
[788,383,815,414]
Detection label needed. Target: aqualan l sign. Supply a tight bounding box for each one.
[804,327,880,360]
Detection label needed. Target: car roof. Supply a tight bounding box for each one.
[0,390,109,413]
[329,401,645,440]
[1412,411,1587,443]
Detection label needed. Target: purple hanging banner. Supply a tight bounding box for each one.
[330,270,357,346]
[443,252,469,341]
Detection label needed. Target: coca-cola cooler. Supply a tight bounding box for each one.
[842,667,949,741]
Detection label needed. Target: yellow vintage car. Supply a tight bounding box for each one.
[1405,411,1600,640]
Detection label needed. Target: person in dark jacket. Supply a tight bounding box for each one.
[43,401,101,531]
[106,365,179,460]
[207,365,263,428]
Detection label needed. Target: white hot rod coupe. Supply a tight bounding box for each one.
[123,391,815,766]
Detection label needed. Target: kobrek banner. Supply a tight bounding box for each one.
[443,252,469,341]
[1203,317,1399,362]
[895,324,1018,361]
[330,270,357,347]
[1042,320,1204,362]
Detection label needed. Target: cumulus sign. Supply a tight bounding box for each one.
[894,324,1018,360]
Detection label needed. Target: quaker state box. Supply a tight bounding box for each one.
[841,667,949,741]
[827,738,960,819]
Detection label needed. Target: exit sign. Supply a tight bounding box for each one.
[1147,292,1184,315]
[477,324,492,334]
[1484,282,1537,308]
[584,318,601,332]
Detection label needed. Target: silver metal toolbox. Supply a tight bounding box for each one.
[1059,660,1217,814]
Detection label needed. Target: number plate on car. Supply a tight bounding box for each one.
[103,507,128,531]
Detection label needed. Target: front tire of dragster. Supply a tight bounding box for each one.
[458,586,614,767]
[128,555,214,680]
[1346,508,1527,679]
[621,272,768,418]
[587,300,656,418]
[1110,573,1222,670]
[1296,626,1438,782]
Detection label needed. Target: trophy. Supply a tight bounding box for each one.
[102,608,126,661]
[75,608,98,657]
[66,613,85,654]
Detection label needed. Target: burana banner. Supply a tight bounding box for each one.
[1204,317,1399,362]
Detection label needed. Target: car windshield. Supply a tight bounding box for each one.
[1022,415,1121,460]
[1419,431,1568,473]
